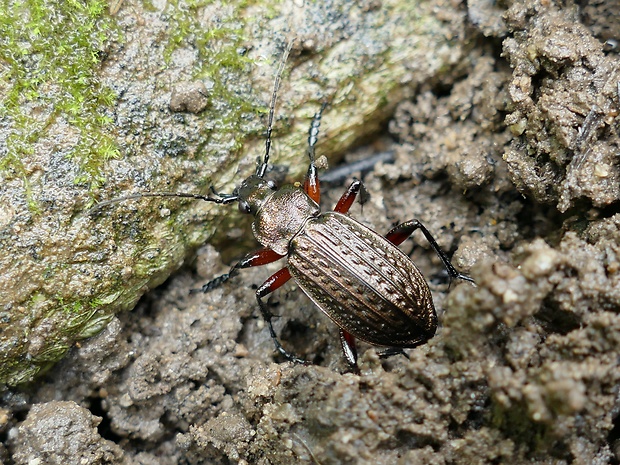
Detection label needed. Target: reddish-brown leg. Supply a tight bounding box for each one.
[303,105,326,204]
[194,248,285,293]
[334,179,368,213]
[304,163,320,203]
[256,267,308,364]
[339,329,360,372]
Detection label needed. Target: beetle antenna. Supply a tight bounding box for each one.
[87,191,239,215]
[90,42,295,214]
[256,40,294,178]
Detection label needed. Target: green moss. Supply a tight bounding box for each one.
[0,0,276,206]
[0,0,118,194]
[160,0,266,154]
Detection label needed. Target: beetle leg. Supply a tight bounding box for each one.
[256,267,309,364]
[385,220,475,284]
[333,179,370,214]
[192,248,285,293]
[304,161,321,204]
[339,329,360,373]
[303,105,326,204]
[377,347,409,359]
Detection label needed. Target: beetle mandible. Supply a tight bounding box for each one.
[94,44,474,369]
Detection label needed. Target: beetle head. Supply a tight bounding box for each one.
[234,175,277,215]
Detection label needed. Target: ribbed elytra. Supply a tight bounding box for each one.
[91,43,474,370]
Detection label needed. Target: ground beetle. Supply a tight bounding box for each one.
[94,44,474,369]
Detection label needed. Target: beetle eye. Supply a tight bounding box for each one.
[267,180,276,190]
[238,201,251,214]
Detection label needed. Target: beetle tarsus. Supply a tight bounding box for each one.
[258,294,308,365]
[378,347,409,360]
[274,342,310,365]
[454,272,475,285]
[385,219,475,285]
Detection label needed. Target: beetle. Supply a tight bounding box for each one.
[93,45,474,369]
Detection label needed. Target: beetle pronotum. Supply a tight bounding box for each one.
[92,43,474,370]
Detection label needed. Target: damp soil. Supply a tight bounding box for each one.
[2,0,620,464]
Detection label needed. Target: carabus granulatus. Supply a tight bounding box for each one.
[93,43,474,370]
